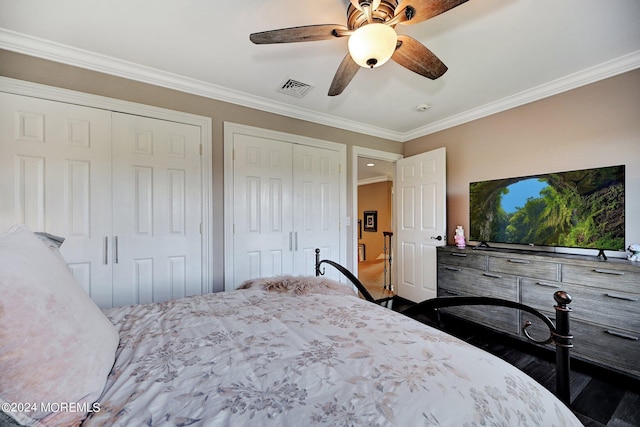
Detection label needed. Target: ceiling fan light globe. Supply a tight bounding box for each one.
[348,23,397,69]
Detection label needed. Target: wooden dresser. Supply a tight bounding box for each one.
[437,245,640,379]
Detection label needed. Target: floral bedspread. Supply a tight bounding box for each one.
[84,287,582,426]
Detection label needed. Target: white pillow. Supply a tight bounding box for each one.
[0,225,119,426]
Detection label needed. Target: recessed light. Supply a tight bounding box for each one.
[366,163,375,167]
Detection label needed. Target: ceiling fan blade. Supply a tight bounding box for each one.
[394,0,469,25]
[250,24,350,44]
[328,54,361,96]
[392,35,448,79]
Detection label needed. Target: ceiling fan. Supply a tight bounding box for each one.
[250,0,469,96]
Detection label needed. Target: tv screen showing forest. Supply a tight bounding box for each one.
[469,165,625,251]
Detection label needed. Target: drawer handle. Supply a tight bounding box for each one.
[444,266,462,272]
[605,330,639,341]
[450,253,467,257]
[508,259,530,264]
[593,269,624,276]
[444,290,461,296]
[483,272,502,279]
[535,281,561,289]
[605,293,638,302]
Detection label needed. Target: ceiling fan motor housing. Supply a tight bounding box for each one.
[347,0,399,30]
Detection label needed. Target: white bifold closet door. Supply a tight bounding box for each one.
[110,113,203,307]
[231,132,341,289]
[0,92,203,308]
[0,92,113,305]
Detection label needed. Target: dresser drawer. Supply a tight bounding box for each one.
[562,264,640,294]
[438,287,520,334]
[570,320,639,378]
[521,278,640,332]
[438,250,486,269]
[438,263,519,335]
[520,316,640,377]
[438,264,479,294]
[438,264,518,299]
[488,256,559,281]
[520,278,564,313]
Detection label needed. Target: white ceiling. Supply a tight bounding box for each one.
[1,0,639,142]
[358,157,395,183]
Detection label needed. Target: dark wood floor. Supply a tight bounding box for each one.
[392,297,640,427]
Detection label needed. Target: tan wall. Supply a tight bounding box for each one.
[403,69,640,251]
[357,181,392,260]
[3,49,638,277]
[0,50,403,291]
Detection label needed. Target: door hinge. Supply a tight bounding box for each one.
[199,144,203,156]
[200,223,203,234]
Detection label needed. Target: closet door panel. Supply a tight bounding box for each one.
[111,113,202,306]
[13,156,45,228]
[292,144,341,278]
[232,134,294,287]
[0,92,113,307]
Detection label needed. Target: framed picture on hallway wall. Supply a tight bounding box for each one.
[363,211,377,232]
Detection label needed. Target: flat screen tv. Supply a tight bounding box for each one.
[469,165,625,254]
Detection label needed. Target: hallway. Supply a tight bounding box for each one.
[357,258,394,301]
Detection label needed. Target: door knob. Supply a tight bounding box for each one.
[431,235,443,241]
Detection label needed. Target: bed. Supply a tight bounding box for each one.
[0,225,583,426]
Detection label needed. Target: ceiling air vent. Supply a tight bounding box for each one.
[278,78,314,98]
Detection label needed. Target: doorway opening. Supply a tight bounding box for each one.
[354,149,401,301]
[353,147,446,303]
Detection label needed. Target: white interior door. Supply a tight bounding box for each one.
[395,147,446,302]
[0,92,114,306]
[292,144,342,278]
[232,133,294,287]
[111,113,203,306]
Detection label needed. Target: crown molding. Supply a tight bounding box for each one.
[0,29,403,141]
[402,50,640,141]
[358,175,392,186]
[2,28,638,143]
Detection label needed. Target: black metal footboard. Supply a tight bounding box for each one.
[313,248,574,405]
[401,293,574,404]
